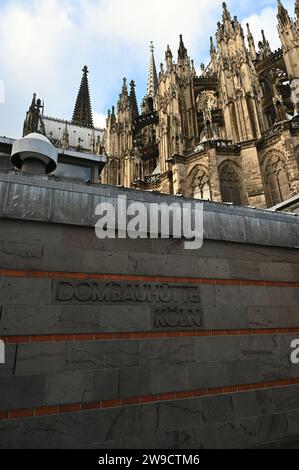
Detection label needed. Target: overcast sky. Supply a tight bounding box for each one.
[0,0,296,138]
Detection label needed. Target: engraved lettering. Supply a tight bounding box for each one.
[153,307,203,330]
[74,283,92,302]
[54,281,202,307]
[123,287,137,302]
[92,283,111,302]
[111,284,123,302]
[56,282,74,302]
[159,286,171,303]
[134,287,148,302]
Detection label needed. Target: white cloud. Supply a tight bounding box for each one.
[0,0,294,138]
[242,7,280,51]
[93,111,107,129]
[242,1,295,51]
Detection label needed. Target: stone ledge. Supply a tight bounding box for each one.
[0,172,298,249]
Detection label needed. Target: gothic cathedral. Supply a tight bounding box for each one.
[102,1,299,208]
[23,1,299,209]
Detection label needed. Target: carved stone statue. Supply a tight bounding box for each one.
[23,94,43,136]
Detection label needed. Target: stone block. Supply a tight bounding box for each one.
[287,410,299,436]
[44,371,93,406]
[232,389,275,420]
[141,338,195,366]
[188,361,227,389]
[272,385,299,413]
[0,279,51,306]
[15,343,66,376]
[93,369,119,401]
[105,341,141,369]
[255,412,289,444]
[259,262,295,282]
[194,337,241,362]
[240,286,270,307]
[201,394,234,424]
[119,366,151,399]
[215,285,242,306]
[0,375,45,410]
[267,287,299,307]
[203,305,248,330]
[143,399,201,433]
[66,342,105,371]
[215,417,257,449]
[150,364,188,394]
[0,344,17,378]
[240,335,280,359]
[225,359,262,385]
[229,259,261,280]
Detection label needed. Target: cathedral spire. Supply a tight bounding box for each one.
[130,80,139,117]
[233,15,243,34]
[165,45,173,71]
[259,29,272,59]
[72,66,94,128]
[261,30,270,48]
[147,42,158,98]
[277,0,291,26]
[210,36,216,55]
[220,2,234,35]
[222,2,230,19]
[122,77,128,95]
[246,23,257,61]
[210,36,217,72]
[178,34,188,60]
[191,59,196,76]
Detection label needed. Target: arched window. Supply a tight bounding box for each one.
[264,153,291,206]
[190,167,211,200]
[219,161,244,206]
[147,97,154,113]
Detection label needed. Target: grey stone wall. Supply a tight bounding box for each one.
[0,173,299,448]
[1,386,299,449]
[0,172,298,248]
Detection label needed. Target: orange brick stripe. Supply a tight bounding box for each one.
[0,269,299,288]
[1,327,299,345]
[1,378,299,421]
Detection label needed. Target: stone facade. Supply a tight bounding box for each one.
[103,1,299,209]
[0,173,299,449]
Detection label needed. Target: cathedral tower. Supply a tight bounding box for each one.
[277,0,299,115]
[216,3,262,142]
[72,66,94,128]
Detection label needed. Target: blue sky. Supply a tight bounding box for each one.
[0,0,296,138]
